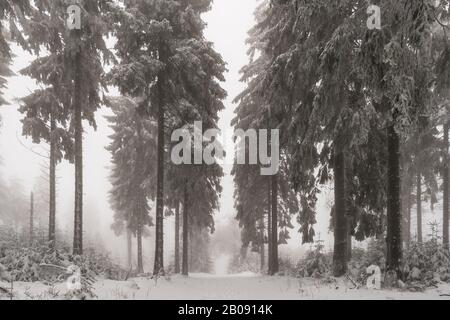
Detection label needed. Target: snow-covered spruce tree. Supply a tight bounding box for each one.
[40,0,111,255]
[357,0,450,280]
[165,134,223,276]
[0,54,13,107]
[168,132,223,276]
[232,161,297,274]
[19,89,74,246]
[243,0,372,276]
[188,225,212,273]
[233,163,270,271]
[1,0,33,116]
[254,0,450,281]
[432,12,450,247]
[402,121,441,243]
[232,1,300,275]
[19,2,80,245]
[236,0,448,280]
[231,5,273,271]
[245,1,321,254]
[184,163,223,276]
[23,0,114,255]
[232,58,299,274]
[297,0,371,277]
[165,162,184,274]
[107,96,156,274]
[109,0,226,275]
[399,19,450,245]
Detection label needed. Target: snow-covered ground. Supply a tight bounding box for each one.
[2,273,450,300]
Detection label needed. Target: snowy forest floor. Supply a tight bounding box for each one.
[2,273,450,300]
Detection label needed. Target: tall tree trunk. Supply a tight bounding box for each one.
[175,201,180,274]
[402,179,412,249]
[73,49,83,256]
[153,68,165,276]
[127,227,132,269]
[267,177,272,275]
[270,174,279,275]
[137,222,143,274]
[135,117,145,274]
[333,150,348,277]
[182,181,189,276]
[29,192,34,245]
[443,121,449,247]
[49,111,56,246]
[417,173,422,243]
[406,188,412,248]
[345,156,353,262]
[346,218,352,262]
[189,228,193,272]
[260,216,265,271]
[386,124,402,277]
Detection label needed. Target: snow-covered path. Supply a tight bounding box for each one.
[3,273,450,300]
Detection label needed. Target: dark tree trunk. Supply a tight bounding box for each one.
[416,173,422,243]
[270,174,279,275]
[267,178,272,275]
[175,201,181,274]
[345,157,353,262]
[267,178,272,274]
[402,179,412,249]
[137,222,143,274]
[386,124,402,276]
[333,151,348,277]
[127,228,132,269]
[153,63,165,276]
[135,117,145,274]
[49,111,56,246]
[30,192,34,245]
[443,121,449,247]
[346,218,352,262]
[189,228,193,272]
[182,182,189,276]
[406,188,412,248]
[73,49,83,256]
[260,216,265,271]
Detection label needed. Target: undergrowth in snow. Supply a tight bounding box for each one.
[2,274,450,300]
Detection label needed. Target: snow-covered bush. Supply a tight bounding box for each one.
[348,239,386,282]
[228,249,261,274]
[403,241,450,286]
[347,234,450,290]
[278,257,297,277]
[82,247,127,280]
[0,227,126,283]
[296,240,332,278]
[402,223,450,286]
